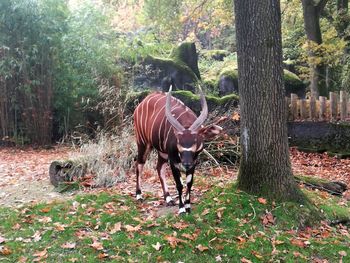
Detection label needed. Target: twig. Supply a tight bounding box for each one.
[247,203,256,223]
[202,149,220,167]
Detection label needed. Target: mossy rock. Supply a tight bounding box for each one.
[327,151,350,159]
[217,67,239,96]
[283,69,306,98]
[297,146,327,153]
[124,89,239,116]
[140,42,201,92]
[288,122,350,153]
[200,49,230,61]
[170,42,201,79]
[202,58,305,97]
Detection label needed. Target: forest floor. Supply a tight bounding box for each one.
[0,145,349,211]
[1,145,350,262]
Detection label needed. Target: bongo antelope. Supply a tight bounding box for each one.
[133,86,222,214]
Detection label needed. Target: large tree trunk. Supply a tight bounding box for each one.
[301,0,328,97]
[234,0,304,202]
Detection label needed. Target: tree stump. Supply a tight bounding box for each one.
[49,161,86,187]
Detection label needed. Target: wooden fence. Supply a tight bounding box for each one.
[287,91,350,122]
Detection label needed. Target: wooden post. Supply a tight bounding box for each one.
[330,92,338,121]
[309,96,317,120]
[300,99,308,119]
[291,93,298,120]
[319,96,326,121]
[340,91,348,121]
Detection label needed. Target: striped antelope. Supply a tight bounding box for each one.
[133,86,222,214]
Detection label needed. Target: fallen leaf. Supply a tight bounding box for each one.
[18,256,28,263]
[215,255,222,262]
[98,253,109,259]
[0,246,12,255]
[261,212,275,226]
[40,207,51,213]
[32,249,48,261]
[61,242,76,249]
[172,221,189,230]
[53,222,66,231]
[201,208,210,216]
[90,239,104,251]
[32,231,42,242]
[251,250,263,259]
[339,251,347,257]
[181,233,197,241]
[152,242,162,251]
[258,197,267,204]
[124,224,142,232]
[164,235,187,248]
[38,216,52,223]
[12,223,21,230]
[290,238,306,248]
[241,257,252,263]
[196,244,209,252]
[0,237,5,244]
[232,112,240,121]
[110,222,122,234]
[236,236,246,244]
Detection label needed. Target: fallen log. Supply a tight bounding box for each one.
[295,175,347,196]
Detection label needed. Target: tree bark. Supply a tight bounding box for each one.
[337,0,348,11]
[234,0,304,202]
[301,0,328,97]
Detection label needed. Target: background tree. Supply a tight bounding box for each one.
[301,0,328,97]
[234,0,304,201]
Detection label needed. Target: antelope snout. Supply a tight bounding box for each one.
[183,163,192,171]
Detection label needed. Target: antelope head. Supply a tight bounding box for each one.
[165,86,221,171]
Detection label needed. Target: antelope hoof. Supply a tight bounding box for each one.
[136,194,144,202]
[185,204,191,213]
[178,207,186,215]
[165,196,175,206]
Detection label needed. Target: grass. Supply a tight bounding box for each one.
[0,184,349,262]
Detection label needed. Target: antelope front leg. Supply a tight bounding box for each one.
[170,163,185,214]
[135,163,144,201]
[157,154,174,206]
[135,144,151,201]
[185,168,195,213]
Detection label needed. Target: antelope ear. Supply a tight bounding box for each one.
[199,124,223,140]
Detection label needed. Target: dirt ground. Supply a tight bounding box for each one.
[0,147,74,207]
[0,146,349,216]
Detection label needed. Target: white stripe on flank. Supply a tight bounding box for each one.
[149,104,166,147]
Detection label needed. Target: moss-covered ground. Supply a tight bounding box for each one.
[1,183,349,262]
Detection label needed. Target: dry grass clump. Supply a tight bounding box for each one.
[70,124,137,187]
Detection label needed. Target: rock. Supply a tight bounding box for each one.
[138,42,200,91]
[283,69,306,98]
[201,49,230,61]
[218,68,239,96]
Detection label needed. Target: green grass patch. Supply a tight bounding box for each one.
[0,185,349,262]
